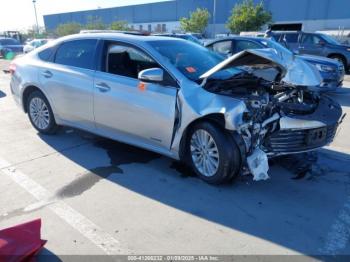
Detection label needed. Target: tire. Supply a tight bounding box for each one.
[26,90,58,134]
[187,121,241,185]
[329,55,347,71]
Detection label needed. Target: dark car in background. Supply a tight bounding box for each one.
[272,31,350,71]
[205,37,345,92]
[0,37,24,58]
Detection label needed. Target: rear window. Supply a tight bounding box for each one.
[54,39,97,70]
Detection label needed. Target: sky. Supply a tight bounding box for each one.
[0,0,170,31]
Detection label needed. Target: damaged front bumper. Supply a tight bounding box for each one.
[263,96,343,156]
[244,96,343,181]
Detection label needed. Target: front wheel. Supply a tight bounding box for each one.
[329,55,347,72]
[187,122,241,184]
[27,90,58,134]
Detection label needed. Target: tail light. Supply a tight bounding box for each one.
[9,63,16,75]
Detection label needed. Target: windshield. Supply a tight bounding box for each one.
[149,40,242,81]
[320,34,340,45]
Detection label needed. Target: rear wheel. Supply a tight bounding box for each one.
[27,91,58,134]
[187,121,241,184]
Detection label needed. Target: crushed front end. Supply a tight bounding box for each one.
[199,48,344,180]
[203,71,344,180]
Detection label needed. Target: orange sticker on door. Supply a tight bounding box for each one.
[186,67,196,73]
[138,82,147,91]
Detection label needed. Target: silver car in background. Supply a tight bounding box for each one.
[23,39,51,54]
[10,33,343,184]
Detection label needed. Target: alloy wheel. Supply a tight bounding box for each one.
[190,129,220,177]
[29,97,50,130]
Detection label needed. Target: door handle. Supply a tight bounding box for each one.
[95,82,111,92]
[42,70,53,78]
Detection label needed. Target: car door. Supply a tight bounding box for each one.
[93,41,178,151]
[299,33,325,56]
[38,39,97,130]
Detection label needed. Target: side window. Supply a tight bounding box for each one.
[33,41,41,48]
[54,39,97,70]
[105,43,177,86]
[212,41,232,55]
[301,34,311,44]
[312,35,322,45]
[284,33,299,43]
[38,47,55,62]
[301,34,321,45]
[235,40,262,52]
[272,33,284,43]
[106,44,158,78]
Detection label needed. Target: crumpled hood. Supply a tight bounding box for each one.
[200,48,323,87]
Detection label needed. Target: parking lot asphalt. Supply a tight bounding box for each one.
[1,58,350,258]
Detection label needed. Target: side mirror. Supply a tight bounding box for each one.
[138,68,163,82]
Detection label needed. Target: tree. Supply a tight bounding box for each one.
[180,8,210,34]
[110,21,130,31]
[56,22,82,36]
[226,0,272,33]
[85,16,107,30]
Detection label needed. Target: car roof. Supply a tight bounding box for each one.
[152,34,192,39]
[55,32,185,45]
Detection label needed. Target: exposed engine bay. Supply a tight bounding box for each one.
[204,73,319,150]
[203,72,342,181]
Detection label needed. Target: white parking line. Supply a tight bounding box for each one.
[320,196,350,255]
[0,157,128,255]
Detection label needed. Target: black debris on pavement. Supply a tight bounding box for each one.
[272,152,319,179]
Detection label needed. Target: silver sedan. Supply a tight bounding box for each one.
[10,33,343,184]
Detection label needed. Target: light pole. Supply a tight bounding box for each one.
[32,0,39,36]
[213,0,217,37]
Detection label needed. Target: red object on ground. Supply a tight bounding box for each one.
[0,219,46,262]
